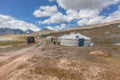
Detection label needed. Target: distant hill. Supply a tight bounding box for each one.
[0,28,54,39]
[1,20,120,40]
[0,28,34,34]
[43,20,120,49]
[41,28,51,31]
[33,28,55,36]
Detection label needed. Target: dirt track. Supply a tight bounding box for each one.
[0,41,120,80]
[0,42,45,80]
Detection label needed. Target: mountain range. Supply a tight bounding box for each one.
[0,28,34,34]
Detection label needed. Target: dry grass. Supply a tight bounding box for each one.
[0,42,37,53]
[0,41,25,46]
[34,65,83,80]
[24,40,119,80]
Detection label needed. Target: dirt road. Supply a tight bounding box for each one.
[0,42,45,80]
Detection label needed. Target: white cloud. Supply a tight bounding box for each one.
[41,13,65,24]
[49,0,55,2]
[77,19,88,26]
[77,9,120,26]
[39,9,99,24]
[105,9,120,22]
[0,14,40,31]
[46,26,56,30]
[40,6,57,12]
[33,5,58,18]
[34,0,120,28]
[34,6,79,24]
[34,5,74,24]
[46,24,66,30]
[87,16,105,25]
[40,12,73,24]
[59,24,66,29]
[78,10,99,19]
[39,12,74,24]
[66,9,99,19]
[56,0,119,10]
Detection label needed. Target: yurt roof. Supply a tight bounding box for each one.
[58,33,91,40]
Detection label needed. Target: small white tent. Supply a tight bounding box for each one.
[58,33,91,47]
[46,36,54,40]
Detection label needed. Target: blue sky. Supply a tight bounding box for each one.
[0,0,120,31]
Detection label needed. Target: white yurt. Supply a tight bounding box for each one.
[58,33,91,47]
[46,36,54,40]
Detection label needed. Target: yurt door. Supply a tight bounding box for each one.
[78,38,84,47]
